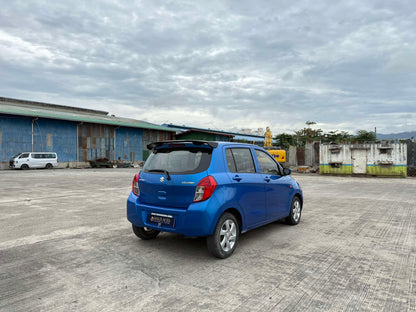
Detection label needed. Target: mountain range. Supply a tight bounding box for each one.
[377,131,416,140]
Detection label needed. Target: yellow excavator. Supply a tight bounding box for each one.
[264,126,286,164]
[265,148,286,163]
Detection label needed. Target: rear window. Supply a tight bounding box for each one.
[143,148,212,174]
[225,148,256,173]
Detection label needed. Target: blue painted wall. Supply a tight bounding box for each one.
[1,114,145,163]
[0,114,77,162]
[0,114,32,161]
[115,127,143,161]
[33,119,77,161]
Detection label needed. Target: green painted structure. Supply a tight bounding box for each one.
[365,164,407,177]
[319,164,353,175]
[319,163,407,177]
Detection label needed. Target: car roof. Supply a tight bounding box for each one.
[217,141,261,147]
[19,152,57,154]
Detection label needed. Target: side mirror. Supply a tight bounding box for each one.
[283,168,291,176]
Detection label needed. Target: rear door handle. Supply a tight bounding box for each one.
[233,175,242,182]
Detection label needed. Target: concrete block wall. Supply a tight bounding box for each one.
[366,144,407,176]
[320,145,353,174]
[320,143,407,177]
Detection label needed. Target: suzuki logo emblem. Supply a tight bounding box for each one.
[160,177,165,183]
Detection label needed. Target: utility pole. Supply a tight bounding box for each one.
[31,117,38,152]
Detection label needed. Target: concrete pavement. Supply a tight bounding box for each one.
[0,169,415,311]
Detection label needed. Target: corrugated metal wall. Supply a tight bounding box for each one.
[0,115,77,162]
[296,148,305,165]
[407,140,416,176]
[304,141,320,167]
[115,127,143,161]
[1,114,173,166]
[78,123,114,161]
[406,140,416,167]
[34,119,77,161]
[78,123,149,162]
[0,114,32,161]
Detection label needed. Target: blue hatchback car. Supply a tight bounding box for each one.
[127,140,303,258]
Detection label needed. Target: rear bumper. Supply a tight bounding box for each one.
[127,192,217,237]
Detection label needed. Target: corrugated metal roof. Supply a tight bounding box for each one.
[232,134,264,142]
[177,129,234,137]
[0,97,176,132]
[164,123,264,140]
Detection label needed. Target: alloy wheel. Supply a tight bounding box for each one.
[292,200,301,222]
[219,219,237,252]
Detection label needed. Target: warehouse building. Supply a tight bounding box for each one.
[164,124,264,144]
[0,97,176,169]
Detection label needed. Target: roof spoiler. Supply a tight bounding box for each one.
[147,140,218,150]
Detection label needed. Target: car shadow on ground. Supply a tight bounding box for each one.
[130,219,289,259]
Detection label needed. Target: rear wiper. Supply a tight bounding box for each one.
[148,169,171,180]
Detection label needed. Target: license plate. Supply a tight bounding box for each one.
[147,213,175,228]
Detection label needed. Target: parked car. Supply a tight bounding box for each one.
[9,152,58,169]
[127,140,303,258]
[9,153,22,168]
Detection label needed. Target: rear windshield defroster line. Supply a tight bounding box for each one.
[143,147,212,175]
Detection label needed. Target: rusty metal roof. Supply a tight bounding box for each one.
[164,124,264,141]
[177,129,234,137]
[0,97,176,132]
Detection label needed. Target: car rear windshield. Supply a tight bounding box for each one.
[143,147,212,174]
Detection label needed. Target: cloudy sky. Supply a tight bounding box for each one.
[0,1,415,135]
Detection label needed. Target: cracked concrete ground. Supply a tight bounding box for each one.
[0,169,415,311]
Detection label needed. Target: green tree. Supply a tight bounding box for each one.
[323,130,352,143]
[274,122,356,148]
[355,130,376,142]
[294,122,323,147]
[274,133,296,149]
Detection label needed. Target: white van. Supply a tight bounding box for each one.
[10,152,58,169]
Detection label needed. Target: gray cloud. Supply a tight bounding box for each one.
[0,0,415,134]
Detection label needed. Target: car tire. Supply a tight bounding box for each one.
[286,196,302,225]
[132,224,160,240]
[21,164,29,170]
[45,163,53,169]
[207,212,239,259]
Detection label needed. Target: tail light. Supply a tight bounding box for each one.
[193,176,217,202]
[132,173,140,196]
